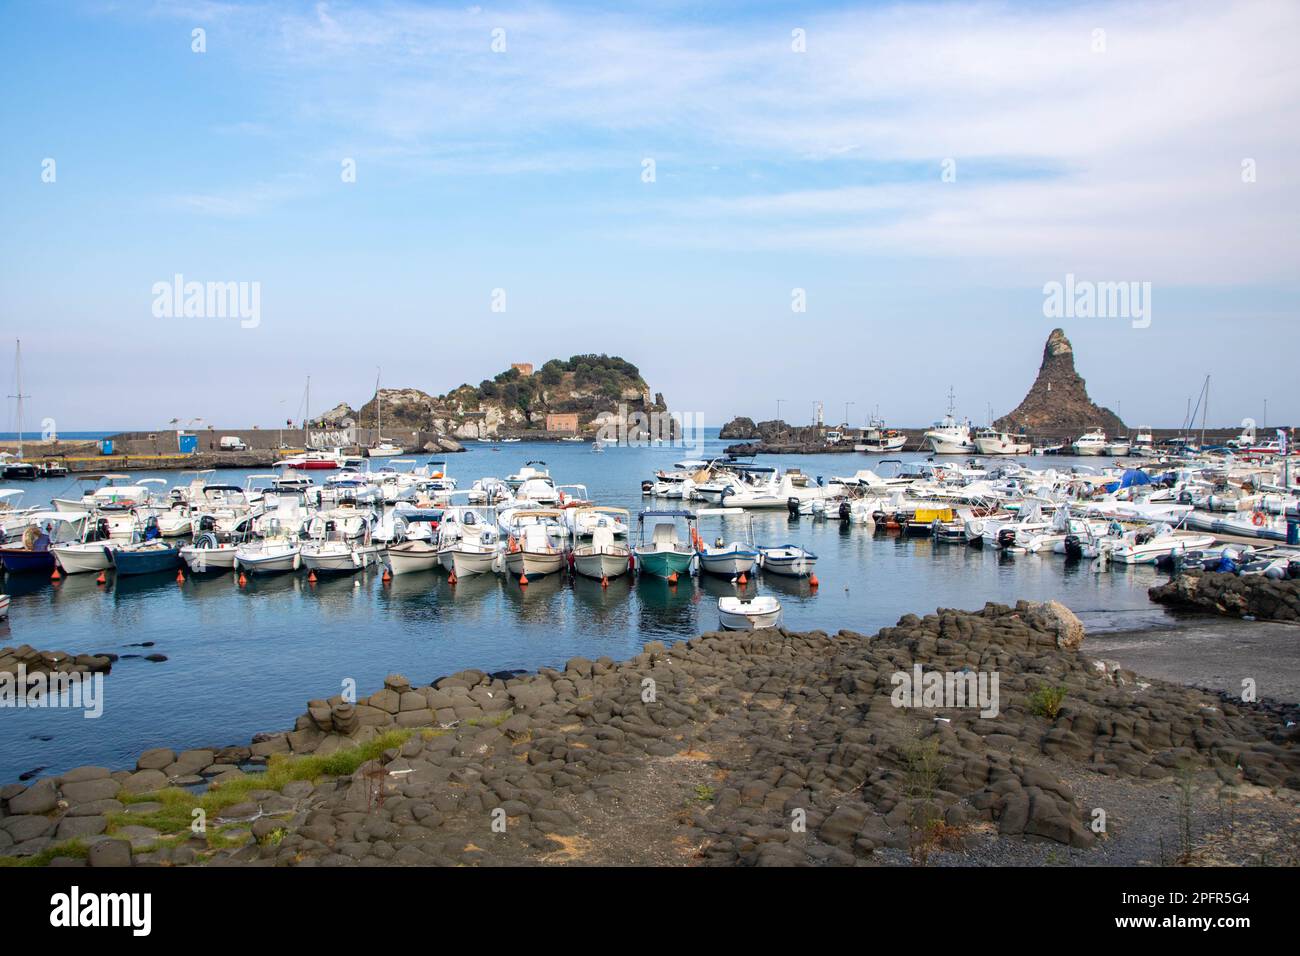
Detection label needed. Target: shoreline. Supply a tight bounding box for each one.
[2,600,1296,867]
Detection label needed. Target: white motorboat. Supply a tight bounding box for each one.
[1104,440,1132,457]
[506,460,550,490]
[572,521,632,581]
[757,544,818,577]
[234,538,302,575]
[180,532,240,573]
[503,511,568,580]
[694,507,758,578]
[48,511,111,574]
[1111,528,1216,565]
[366,442,404,458]
[435,502,499,574]
[385,540,441,575]
[973,428,1032,456]
[1072,429,1108,456]
[301,539,382,574]
[718,595,782,630]
[0,489,40,539]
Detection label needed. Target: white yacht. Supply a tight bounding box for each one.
[924,390,974,455]
[973,428,1032,456]
[1072,429,1108,456]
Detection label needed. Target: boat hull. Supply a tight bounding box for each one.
[718,597,782,630]
[697,550,758,577]
[505,549,565,580]
[450,548,498,577]
[385,544,440,575]
[0,548,55,573]
[573,549,630,580]
[111,547,181,577]
[180,545,238,573]
[302,546,381,575]
[51,544,113,574]
[634,548,693,579]
[234,547,302,575]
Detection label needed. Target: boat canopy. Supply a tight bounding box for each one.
[639,509,695,520]
[0,489,25,501]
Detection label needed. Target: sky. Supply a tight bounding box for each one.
[1,0,1297,434]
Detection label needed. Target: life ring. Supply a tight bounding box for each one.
[1251,511,1266,527]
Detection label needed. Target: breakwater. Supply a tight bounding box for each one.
[1150,572,1300,623]
[3,600,1295,867]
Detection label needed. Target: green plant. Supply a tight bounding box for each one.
[1028,683,1068,719]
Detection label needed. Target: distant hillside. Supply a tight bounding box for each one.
[326,355,669,440]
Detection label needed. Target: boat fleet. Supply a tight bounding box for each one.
[0,459,824,631]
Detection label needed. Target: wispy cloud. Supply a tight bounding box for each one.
[125,0,1299,281]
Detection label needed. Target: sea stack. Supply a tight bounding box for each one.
[995,329,1124,435]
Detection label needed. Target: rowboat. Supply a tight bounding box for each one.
[718,595,782,630]
[758,544,818,577]
[109,540,182,577]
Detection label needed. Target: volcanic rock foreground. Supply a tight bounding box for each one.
[3,602,1296,867]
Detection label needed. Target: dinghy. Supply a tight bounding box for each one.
[718,595,782,630]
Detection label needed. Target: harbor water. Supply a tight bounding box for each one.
[0,436,1177,783]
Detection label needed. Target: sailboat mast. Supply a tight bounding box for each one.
[14,339,23,458]
[304,375,311,448]
[375,367,382,442]
[1200,375,1210,448]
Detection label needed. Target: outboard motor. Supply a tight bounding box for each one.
[640,480,654,495]
[95,517,111,541]
[1063,534,1083,560]
[787,496,801,518]
[996,527,1017,550]
[199,515,216,533]
[838,500,852,522]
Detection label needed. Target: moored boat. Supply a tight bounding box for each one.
[718,595,782,630]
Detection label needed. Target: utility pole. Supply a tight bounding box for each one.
[844,401,854,428]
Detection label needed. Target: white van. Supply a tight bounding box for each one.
[219,436,248,451]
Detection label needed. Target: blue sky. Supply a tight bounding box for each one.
[1,0,1296,433]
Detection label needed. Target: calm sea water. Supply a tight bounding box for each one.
[0,437,1176,782]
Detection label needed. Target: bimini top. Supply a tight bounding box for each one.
[639,509,695,520]
[724,463,777,474]
[396,508,444,523]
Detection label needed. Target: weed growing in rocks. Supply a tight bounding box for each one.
[1028,683,1068,719]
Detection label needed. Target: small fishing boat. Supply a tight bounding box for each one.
[385,508,444,574]
[109,539,182,577]
[0,512,89,573]
[180,532,240,573]
[694,507,758,578]
[234,538,303,575]
[718,595,782,630]
[757,543,818,577]
[51,513,116,574]
[973,428,1032,456]
[503,510,568,580]
[633,509,696,579]
[301,537,382,575]
[572,508,632,581]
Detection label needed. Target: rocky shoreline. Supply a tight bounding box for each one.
[2,600,1297,867]
[1150,572,1300,623]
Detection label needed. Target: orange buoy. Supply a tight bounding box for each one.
[667,571,678,584]
[601,574,608,588]
[382,566,392,582]
[51,567,62,581]
[307,570,317,583]
[176,568,185,583]
[519,573,529,586]
[737,572,748,586]
[96,572,106,586]
[238,572,248,587]
[448,571,457,585]
[809,574,819,589]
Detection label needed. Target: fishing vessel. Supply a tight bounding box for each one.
[633,509,696,579]
[503,509,568,580]
[973,428,1032,456]
[571,507,632,581]
[693,507,758,578]
[0,512,89,573]
[854,419,907,453]
[924,390,975,455]
[758,543,818,577]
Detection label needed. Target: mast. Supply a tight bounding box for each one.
[375,367,382,443]
[1200,375,1209,448]
[304,375,310,448]
[9,339,29,459]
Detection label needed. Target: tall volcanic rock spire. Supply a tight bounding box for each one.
[995,329,1125,434]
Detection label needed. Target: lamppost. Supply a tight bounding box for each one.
[776,399,785,442]
[844,401,855,429]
